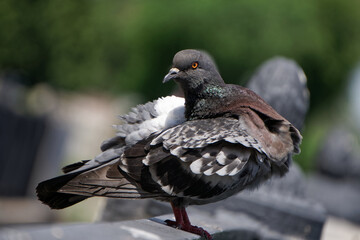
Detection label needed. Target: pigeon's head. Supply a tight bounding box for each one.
[163,49,225,91]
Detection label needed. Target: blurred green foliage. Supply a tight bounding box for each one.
[1,0,360,171]
[1,0,360,107]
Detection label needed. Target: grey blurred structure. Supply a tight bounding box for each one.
[348,61,360,131]
[0,74,67,225]
[0,74,66,197]
[316,127,360,179]
[247,57,310,130]
[303,62,360,225]
[0,74,44,196]
[306,126,360,224]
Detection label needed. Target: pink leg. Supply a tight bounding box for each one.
[165,202,212,240]
[165,203,184,228]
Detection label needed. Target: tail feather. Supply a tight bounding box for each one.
[36,173,89,209]
[62,160,90,174]
[36,148,124,209]
[58,162,159,198]
[36,158,163,209]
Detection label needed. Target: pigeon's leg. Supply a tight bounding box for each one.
[165,202,212,240]
[165,203,184,228]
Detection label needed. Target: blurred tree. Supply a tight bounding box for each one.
[0,0,359,109]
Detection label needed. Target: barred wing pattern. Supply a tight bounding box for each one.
[118,114,293,205]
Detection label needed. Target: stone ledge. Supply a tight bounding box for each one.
[0,209,321,240]
[0,218,196,240]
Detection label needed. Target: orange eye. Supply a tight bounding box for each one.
[191,62,199,69]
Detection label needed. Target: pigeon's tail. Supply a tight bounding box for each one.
[36,172,90,209]
[36,146,165,209]
[36,147,125,209]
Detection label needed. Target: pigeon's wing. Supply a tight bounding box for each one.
[150,107,300,167]
[117,109,299,202]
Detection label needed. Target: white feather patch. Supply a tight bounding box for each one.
[122,96,185,146]
[215,166,229,176]
[204,167,215,176]
[161,185,174,195]
[169,146,187,156]
[216,151,227,165]
[190,158,205,174]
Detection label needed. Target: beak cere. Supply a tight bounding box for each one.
[163,68,180,83]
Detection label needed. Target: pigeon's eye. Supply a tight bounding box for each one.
[191,62,199,69]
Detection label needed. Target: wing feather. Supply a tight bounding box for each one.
[123,111,299,202]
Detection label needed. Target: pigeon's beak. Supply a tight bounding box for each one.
[163,68,180,83]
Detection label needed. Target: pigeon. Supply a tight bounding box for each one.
[37,49,302,239]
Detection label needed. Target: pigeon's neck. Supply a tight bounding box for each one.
[183,84,228,120]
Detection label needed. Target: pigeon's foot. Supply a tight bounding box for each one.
[167,202,212,240]
[165,219,212,239]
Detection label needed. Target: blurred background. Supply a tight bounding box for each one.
[0,0,360,233]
